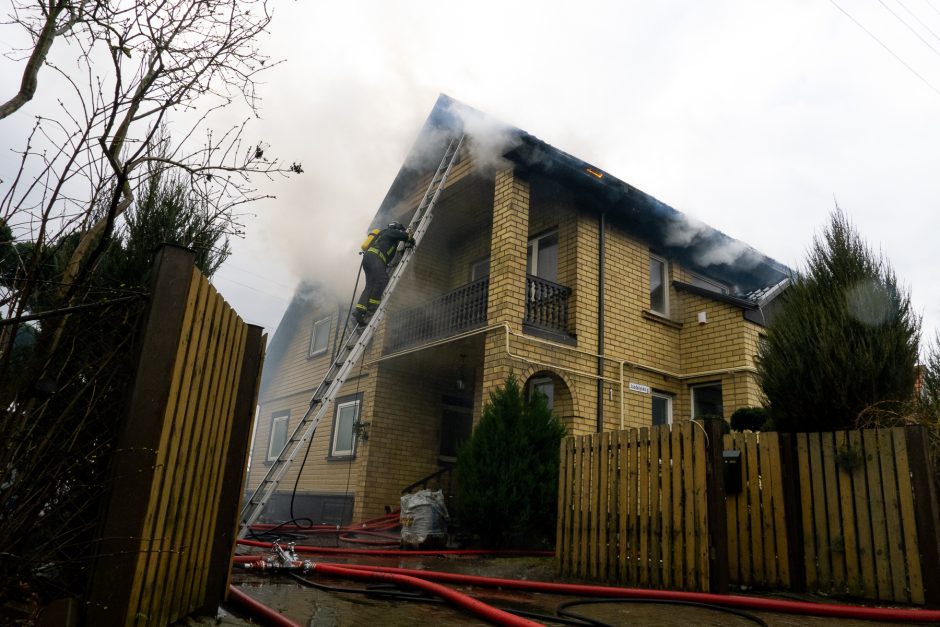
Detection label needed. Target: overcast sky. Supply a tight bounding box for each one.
[9,1,940,347]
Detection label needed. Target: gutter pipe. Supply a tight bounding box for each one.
[596,212,606,433]
[363,321,758,430]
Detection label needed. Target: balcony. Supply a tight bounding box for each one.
[387,278,489,352]
[386,275,572,353]
[524,275,572,340]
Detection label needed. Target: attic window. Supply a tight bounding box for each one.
[649,254,668,315]
[689,273,728,295]
[309,316,331,357]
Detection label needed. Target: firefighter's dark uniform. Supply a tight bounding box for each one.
[354,224,413,325]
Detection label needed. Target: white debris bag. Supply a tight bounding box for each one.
[400,489,448,549]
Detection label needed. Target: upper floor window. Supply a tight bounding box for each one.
[528,231,558,283]
[471,257,490,281]
[267,411,289,461]
[649,254,668,315]
[309,316,331,357]
[690,273,728,294]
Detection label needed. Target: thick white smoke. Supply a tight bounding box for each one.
[665,213,762,269]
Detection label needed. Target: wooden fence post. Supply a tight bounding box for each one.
[704,418,729,593]
[203,324,265,612]
[86,244,196,625]
[904,425,940,608]
[778,433,807,592]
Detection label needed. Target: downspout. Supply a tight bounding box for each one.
[596,212,606,433]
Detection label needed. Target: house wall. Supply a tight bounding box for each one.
[358,359,458,520]
[253,149,772,522]
[250,301,373,523]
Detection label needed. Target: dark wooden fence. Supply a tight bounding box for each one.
[558,424,940,606]
[85,245,265,626]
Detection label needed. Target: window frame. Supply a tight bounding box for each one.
[689,273,728,295]
[470,257,490,281]
[649,253,669,316]
[690,382,724,419]
[528,376,555,410]
[651,391,674,426]
[266,411,290,462]
[308,315,332,357]
[527,229,559,282]
[329,395,361,459]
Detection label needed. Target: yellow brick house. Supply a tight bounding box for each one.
[246,95,789,524]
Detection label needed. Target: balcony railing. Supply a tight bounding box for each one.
[387,278,489,352]
[385,274,572,353]
[525,274,571,334]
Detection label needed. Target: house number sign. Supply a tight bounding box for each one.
[629,382,650,394]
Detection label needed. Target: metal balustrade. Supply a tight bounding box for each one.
[387,278,490,352]
[386,274,572,352]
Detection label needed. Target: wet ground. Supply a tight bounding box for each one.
[186,551,918,627]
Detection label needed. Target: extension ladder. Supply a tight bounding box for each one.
[237,133,466,537]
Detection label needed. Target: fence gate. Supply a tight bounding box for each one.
[556,422,712,591]
[86,245,265,626]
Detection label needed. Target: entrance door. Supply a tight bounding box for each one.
[439,395,473,463]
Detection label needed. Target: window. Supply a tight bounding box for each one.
[309,316,331,357]
[652,392,673,426]
[330,397,360,458]
[691,383,723,419]
[527,231,558,283]
[529,376,554,410]
[471,257,490,281]
[689,273,728,294]
[266,412,289,461]
[649,254,668,315]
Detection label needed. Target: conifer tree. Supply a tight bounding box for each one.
[456,374,566,548]
[757,208,919,431]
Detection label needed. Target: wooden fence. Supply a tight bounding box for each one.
[796,428,926,604]
[558,423,940,606]
[557,422,711,590]
[86,245,265,626]
[723,431,792,589]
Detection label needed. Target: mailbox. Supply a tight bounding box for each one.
[722,449,742,495]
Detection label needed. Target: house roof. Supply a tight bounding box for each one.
[375,94,791,301]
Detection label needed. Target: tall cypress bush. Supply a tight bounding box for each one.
[455,374,566,548]
[757,208,919,432]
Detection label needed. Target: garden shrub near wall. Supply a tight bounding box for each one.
[455,374,566,548]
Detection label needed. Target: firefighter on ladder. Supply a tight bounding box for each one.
[353,221,414,326]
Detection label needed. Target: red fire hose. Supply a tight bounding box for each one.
[307,562,541,627]
[227,585,301,627]
[332,562,940,623]
[236,538,553,557]
[234,555,940,623]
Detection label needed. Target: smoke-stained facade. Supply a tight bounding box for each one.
[246,96,790,524]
